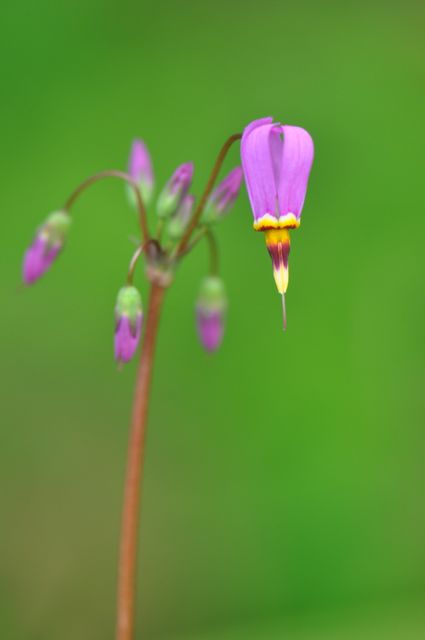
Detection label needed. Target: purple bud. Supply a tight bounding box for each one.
[157,162,194,219]
[128,139,154,204]
[196,309,224,352]
[196,276,227,353]
[114,286,143,364]
[22,211,71,285]
[202,166,243,224]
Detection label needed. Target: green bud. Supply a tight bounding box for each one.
[115,286,143,323]
[42,210,71,248]
[198,276,227,313]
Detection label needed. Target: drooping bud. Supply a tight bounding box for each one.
[156,162,193,219]
[201,166,243,225]
[167,194,195,241]
[128,139,154,206]
[196,276,227,352]
[114,286,143,364]
[23,210,71,285]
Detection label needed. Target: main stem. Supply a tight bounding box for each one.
[116,283,165,640]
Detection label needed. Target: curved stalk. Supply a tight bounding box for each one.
[177,133,241,254]
[64,170,150,243]
[126,246,145,285]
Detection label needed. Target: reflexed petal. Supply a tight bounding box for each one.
[277,126,314,219]
[241,118,279,222]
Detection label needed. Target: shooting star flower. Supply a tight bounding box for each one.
[241,117,314,327]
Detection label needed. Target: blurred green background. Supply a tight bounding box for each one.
[1,1,425,638]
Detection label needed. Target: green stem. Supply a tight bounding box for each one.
[205,229,219,276]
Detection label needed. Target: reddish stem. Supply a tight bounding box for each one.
[64,169,150,243]
[177,133,241,254]
[116,283,165,640]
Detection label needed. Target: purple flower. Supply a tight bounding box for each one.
[196,276,226,353]
[114,286,143,364]
[157,162,193,219]
[128,139,154,204]
[202,166,243,224]
[22,211,71,285]
[241,117,314,295]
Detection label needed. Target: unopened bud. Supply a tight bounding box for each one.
[167,194,195,241]
[201,166,243,225]
[114,286,143,364]
[157,162,193,219]
[196,276,227,352]
[128,139,154,206]
[22,210,71,285]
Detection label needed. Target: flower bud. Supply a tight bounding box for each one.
[167,194,195,241]
[201,166,243,225]
[128,139,154,206]
[196,276,227,352]
[114,286,143,364]
[157,162,193,219]
[22,210,71,285]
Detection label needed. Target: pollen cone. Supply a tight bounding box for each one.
[264,229,290,294]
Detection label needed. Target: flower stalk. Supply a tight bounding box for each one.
[64,169,151,243]
[177,133,242,254]
[116,282,165,640]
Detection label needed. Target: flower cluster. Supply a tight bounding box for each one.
[22,117,314,363]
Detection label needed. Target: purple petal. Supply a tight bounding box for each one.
[168,162,193,195]
[129,139,153,186]
[114,314,143,363]
[241,118,280,222]
[277,125,314,219]
[22,235,61,285]
[196,308,224,352]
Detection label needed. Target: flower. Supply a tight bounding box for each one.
[241,117,314,296]
[196,276,227,352]
[128,139,154,205]
[23,211,71,285]
[157,162,193,219]
[114,286,143,364]
[167,194,195,240]
[201,166,243,224]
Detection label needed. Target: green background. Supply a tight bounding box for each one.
[1,1,425,638]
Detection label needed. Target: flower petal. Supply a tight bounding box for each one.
[277,125,314,220]
[129,139,153,187]
[241,118,280,222]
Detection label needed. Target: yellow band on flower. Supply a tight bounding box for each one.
[253,213,300,231]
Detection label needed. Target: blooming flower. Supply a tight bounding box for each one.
[128,139,154,205]
[241,117,314,299]
[167,194,195,240]
[196,276,227,352]
[157,162,193,219]
[202,166,243,224]
[23,210,71,285]
[114,286,143,364]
